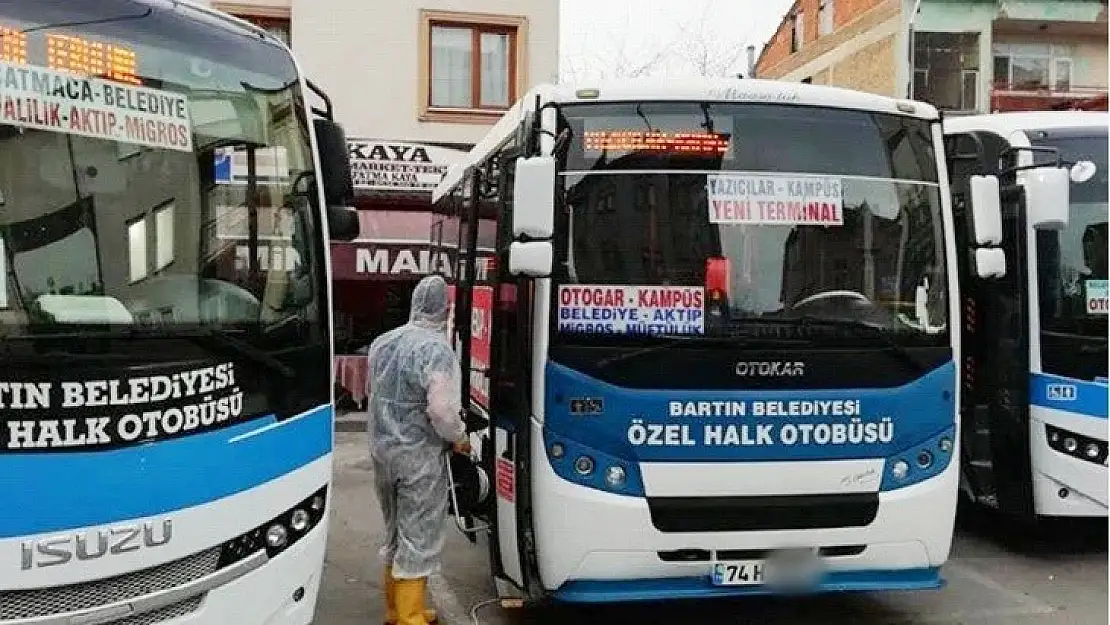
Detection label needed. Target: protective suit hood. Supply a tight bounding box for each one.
[408,275,450,331]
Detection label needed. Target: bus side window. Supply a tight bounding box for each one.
[491,153,525,416]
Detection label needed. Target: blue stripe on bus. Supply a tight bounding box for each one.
[1029,373,1108,419]
[551,567,943,602]
[0,404,333,539]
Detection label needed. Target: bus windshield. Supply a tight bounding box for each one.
[552,101,948,346]
[0,1,321,341]
[1031,130,1108,342]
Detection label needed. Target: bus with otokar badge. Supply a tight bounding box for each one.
[1,1,359,624]
[944,111,1107,522]
[432,77,1078,605]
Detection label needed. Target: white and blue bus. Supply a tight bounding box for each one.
[430,78,1047,604]
[0,1,358,623]
[945,111,1107,520]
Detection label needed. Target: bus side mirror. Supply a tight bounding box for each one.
[969,175,1002,245]
[1021,166,1070,231]
[313,118,359,241]
[973,248,1006,279]
[968,175,1006,280]
[509,241,552,277]
[512,156,555,239]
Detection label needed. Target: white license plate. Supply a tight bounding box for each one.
[711,560,766,586]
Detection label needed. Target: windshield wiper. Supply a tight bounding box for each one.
[178,327,296,379]
[740,315,929,373]
[1,327,295,379]
[594,334,808,369]
[1042,330,1109,353]
[595,335,729,369]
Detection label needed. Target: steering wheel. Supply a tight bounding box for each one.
[791,289,873,309]
[121,274,262,324]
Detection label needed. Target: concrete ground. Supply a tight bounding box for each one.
[317,429,1108,625]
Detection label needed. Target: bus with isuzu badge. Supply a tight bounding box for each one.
[431,78,1062,604]
[944,111,1107,520]
[0,1,359,623]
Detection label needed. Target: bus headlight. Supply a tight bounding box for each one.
[916,450,933,469]
[1086,443,1101,460]
[1045,424,1106,466]
[290,509,311,532]
[218,486,328,567]
[574,456,595,476]
[265,524,289,549]
[545,434,646,496]
[605,465,627,487]
[891,460,910,480]
[882,426,956,492]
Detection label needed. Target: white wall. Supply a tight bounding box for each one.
[197,0,560,145]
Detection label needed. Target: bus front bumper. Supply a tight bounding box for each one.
[530,423,958,600]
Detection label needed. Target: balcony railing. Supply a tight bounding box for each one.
[991,81,1109,111]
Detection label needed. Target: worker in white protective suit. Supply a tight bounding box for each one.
[365,275,471,625]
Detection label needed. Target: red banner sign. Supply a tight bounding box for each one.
[446,283,494,407]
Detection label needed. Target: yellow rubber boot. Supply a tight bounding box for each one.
[393,577,435,625]
[384,567,436,624]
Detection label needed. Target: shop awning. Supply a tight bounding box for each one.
[330,210,496,281]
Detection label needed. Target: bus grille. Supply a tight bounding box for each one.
[0,547,220,622]
[114,596,204,625]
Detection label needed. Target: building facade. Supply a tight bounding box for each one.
[755,0,1108,114]
[195,0,560,406]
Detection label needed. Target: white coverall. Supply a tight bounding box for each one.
[365,275,466,580]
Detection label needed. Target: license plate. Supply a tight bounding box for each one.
[711,560,765,586]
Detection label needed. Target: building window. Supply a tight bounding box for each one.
[128,201,176,283]
[214,4,291,46]
[790,11,804,53]
[913,31,981,113]
[128,218,147,283]
[913,68,928,98]
[419,10,528,123]
[1053,58,1072,92]
[430,24,512,108]
[992,43,1074,92]
[818,0,834,36]
[154,202,175,271]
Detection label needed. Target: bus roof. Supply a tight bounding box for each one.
[432,78,939,203]
[943,110,1109,137]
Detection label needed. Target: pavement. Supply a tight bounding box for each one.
[316,428,1109,625]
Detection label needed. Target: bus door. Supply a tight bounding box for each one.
[946,129,1035,516]
[452,160,536,595]
[485,157,537,595]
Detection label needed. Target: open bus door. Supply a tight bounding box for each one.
[445,162,539,600]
